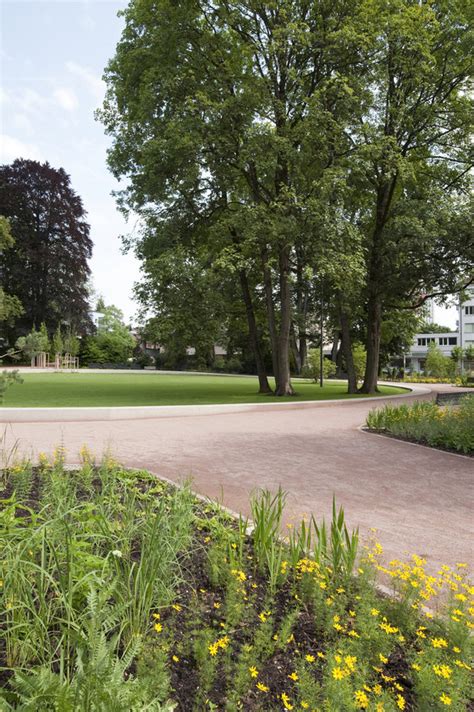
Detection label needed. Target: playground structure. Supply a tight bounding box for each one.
[31,352,79,370]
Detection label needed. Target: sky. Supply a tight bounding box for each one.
[1,0,141,322]
[1,0,458,329]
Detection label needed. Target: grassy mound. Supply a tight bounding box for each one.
[1,373,406,408]
[0,456,472,710]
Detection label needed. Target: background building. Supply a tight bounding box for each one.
[405,288,474,372]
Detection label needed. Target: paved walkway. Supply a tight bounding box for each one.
[1,383,472,573]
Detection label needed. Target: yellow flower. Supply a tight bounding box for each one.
[172,655,179,662]
[208,643,218,656]
[154,622,163,634]
[396,695,406,710]
[317,651,325,658]
[249,666,258,678]
[411,663,421,672]
[288,672,298,681]
[259,612,268,623]
[172,604,182,611]
[354,690,369,709]
[431,637,448,649]
[433,664,452,679]
[305,654,315,663]
[380,621,398,634]
[301,703,309,709]
[230,569,246,582]
[440,693,452,706]
[213,602,221,609]
[332,667,347,680]
[379,653,388,664]
[344,655,357,672]
[152,613,161,620]
[281,692,294,710]
[256,682,269,692]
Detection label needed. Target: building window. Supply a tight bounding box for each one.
[439,337,447,345]
[464,324,474,333]
[417,338,426,346]
[465,306,474,315]
[448,337,457,345]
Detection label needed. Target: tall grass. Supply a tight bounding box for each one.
[366,395,474,454]
[0,459,194,709]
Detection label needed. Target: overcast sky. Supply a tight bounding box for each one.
[1,0,141,322]
[1,0,458,329]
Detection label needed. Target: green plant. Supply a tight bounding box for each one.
[250,487,286,572]
[366,396,474,454]
[301,349,337,381]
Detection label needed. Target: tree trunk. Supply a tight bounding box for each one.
[359,294,382,394]
[239,270,272,394]
[339,310,357,394]
[262,249,280,387]
[275,249,294,396]
[330,332,340,364]
[290,323,301,375]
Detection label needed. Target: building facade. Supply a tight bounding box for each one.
[406,288,474,372]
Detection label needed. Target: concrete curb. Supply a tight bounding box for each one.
[0,382,430,423]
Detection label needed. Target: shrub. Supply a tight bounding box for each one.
[301,349,337,381]
[366,395,474,454]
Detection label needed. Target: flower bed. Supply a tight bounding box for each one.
[365,396,474,455]
[0,455,472,710]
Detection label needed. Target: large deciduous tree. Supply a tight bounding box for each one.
[99,0,367,395]
[100,0,472,395]
[0,159,93,342]
[349,0,473,392]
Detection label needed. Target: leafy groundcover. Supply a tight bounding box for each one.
[366,396,474,455]
[0,453,472,711]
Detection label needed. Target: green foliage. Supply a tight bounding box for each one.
[51,324,63,356]
[419,322,454,335]
[0,216,23,326]
[0,370,23,404]
[351,343,367,382]
[0,459,192,709]
[464,345,474,363]
[15,324,50,361]
[1,459,472,709]
[81,303,135,365]
[301,349,337,382]
[63,329,80,357]
[451,346,464,364]
[425,342,455,380]
[366,396,474,454]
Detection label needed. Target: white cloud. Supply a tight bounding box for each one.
[15,88,47,115]
[0,134,43,163]
[53,87,79,112]
[66,61,105,101]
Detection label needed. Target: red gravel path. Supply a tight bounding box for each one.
[2,384,472,575]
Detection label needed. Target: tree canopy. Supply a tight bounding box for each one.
[0,159,93,344]
[99,0,473,394]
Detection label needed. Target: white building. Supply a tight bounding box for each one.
[406,288,474,372]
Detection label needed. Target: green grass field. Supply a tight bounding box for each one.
[2,372,407,407]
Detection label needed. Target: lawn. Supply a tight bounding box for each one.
[2,373,406,407]
[1,457,472,711]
